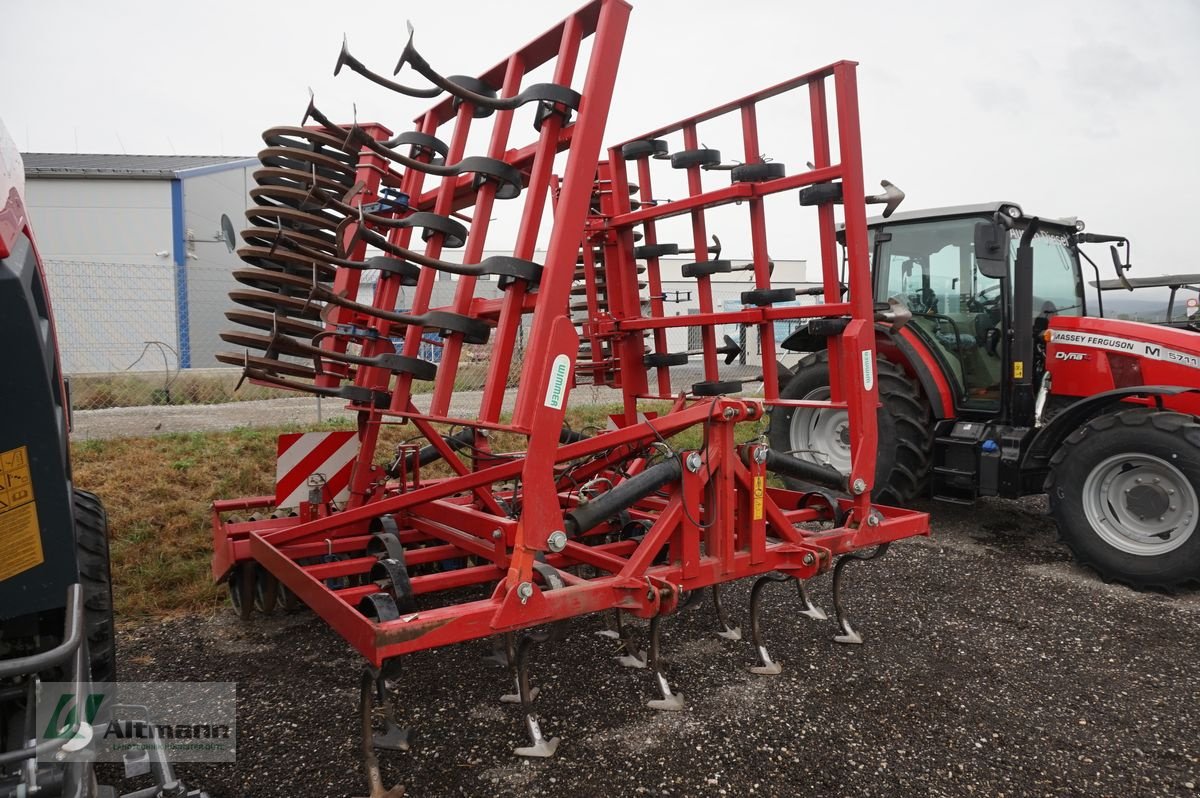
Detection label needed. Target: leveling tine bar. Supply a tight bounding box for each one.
[210,4,929,794]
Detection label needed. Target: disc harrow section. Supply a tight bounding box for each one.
[208,3,929,794]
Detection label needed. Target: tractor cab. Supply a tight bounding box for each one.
[865,202,1086,418]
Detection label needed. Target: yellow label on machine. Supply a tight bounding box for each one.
[0,446,43,581]
[752,475,765,521]
[1012,361,1024,379]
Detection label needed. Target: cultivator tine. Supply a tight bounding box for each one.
[645,616,684,711]
[483,634,510,668]
[748,573,791,675]
[499,633,540,703]
[511,635,559,758]
[796,578,828,621]
[614,613,648,669]
[711,584,742,641]
[372,673,412,752]
[357,668,406,798]
[832,543,891,645]
[595,608,622,640]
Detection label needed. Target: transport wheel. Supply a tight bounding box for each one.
[75,489,116,684]
[768,350,932,505]
[1046,408,1200,590]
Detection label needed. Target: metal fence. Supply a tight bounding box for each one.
[45,260,813,411]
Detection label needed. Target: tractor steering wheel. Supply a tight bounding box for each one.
[968,283,1002,313]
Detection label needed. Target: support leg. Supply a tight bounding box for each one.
[748,573,791,675]
[512,635,560,757]
[831,544,890,645]
[712,584,742,641]
[645,615,685,711]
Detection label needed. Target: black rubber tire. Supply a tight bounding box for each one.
[692,380,743,396]
[742,287,797,306]
[768,351,932,505]
[731,162,786,183]
[634,243,679,260]
[671,149,721,169]
[1045,408,1200,591]
[621,139,668,160]
[644,352,690,368]
[681,259,732,278]
[74,489,116,684]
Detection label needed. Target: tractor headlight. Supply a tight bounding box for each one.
[1075,219,1086,232]
[1003,204,1022,219]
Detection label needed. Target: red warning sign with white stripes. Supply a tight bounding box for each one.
[274,431,359,509]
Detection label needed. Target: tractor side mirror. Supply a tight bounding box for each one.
[1110,244,1134,291]
[974,220,1008,279]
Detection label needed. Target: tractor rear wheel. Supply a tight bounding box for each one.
[75,489,116,684]
[768,351,933,505]
[1046,407,1200,590]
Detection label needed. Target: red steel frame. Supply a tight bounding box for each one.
[211,0,929,669]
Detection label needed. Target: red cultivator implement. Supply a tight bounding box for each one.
[209,1,929,792]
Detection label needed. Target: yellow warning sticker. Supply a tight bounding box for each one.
[0,446,43,581]
[1012,361,1024,380]
[752,475,765,521]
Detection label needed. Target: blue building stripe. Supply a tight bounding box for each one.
[170,178,190,368]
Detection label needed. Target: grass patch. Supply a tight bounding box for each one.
[73,403,766,619]
[70,372,292,410]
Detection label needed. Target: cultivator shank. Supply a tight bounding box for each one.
[209,1,929,791]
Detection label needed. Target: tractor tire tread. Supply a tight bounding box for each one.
[768,350,933,505]
[1045,407,1200,591]
[74,489,116,684]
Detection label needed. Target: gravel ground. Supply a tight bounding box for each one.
[103,497,1199,798]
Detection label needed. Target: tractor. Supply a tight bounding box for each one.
[770,200,1200,590]
[0,121,206,798]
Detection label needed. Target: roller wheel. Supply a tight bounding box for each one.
[671,149,721,169]
[692,380,743,396]
[621,139,669,160]
[254,565,279,615]
[634,243,680,260]
[1046,408,1200,590]
[228,563,254,621]
[742,287,797,306]
[768,350,932,505]
[644,352,690,368]
[75,489,116,684]
[731,162,786,183]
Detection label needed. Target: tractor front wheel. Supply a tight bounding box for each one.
[1047,408,1200,590]
[768,351,932,505]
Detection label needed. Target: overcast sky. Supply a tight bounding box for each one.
[4,0,1198,277]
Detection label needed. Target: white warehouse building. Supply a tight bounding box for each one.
[22,153,256,373]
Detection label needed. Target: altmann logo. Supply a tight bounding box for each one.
[1055,351,1089,362]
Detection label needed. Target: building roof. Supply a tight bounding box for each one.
[22,153,256,180]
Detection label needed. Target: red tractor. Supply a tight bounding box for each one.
[771,201,1200,590]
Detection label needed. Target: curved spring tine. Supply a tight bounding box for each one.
[748,573,792,675]
[832,543,891,645]
[393,22,579,115]
[511,634,560,758]
[796,578,828,621]
[358,668,406,798]
[335,35,440,98]
[711,584,742,641]
[645,615,684,711]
